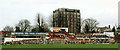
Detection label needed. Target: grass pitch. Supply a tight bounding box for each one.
[2,44,118,48]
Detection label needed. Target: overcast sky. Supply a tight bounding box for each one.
[0,0,119,30]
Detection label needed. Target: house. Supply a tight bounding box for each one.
[97,26,111,33]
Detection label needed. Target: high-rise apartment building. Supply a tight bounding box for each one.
[53,8,81,33]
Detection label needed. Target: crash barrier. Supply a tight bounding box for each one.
[46,38,65,44]
[22,39,44,44]
[4,38,115,45]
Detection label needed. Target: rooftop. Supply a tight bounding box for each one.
[53,8,80,13]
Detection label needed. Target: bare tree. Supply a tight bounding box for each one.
[82,18,99,33]
[42,18,50,32]
[15,26,20,32]
[35,13,50,32]
[41,18,44,31]
[42,14,53,32]
[48,14,53,27]
[2,25,14,32]
[117,25,120,29]
[43,24,50,32]
[17,19,31,32]
[31,25,39,32]
[112,26,116,32]
[36,13,42,32]
[84,24,89,33]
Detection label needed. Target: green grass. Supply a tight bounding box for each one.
[2,44,118,48]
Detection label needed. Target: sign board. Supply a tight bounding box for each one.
[93,33,105,35]
[4,38,40,43]
[103,32,114,37]
[11,33,48,35]
[50,27,68,32]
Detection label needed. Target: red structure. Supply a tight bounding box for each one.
[49,32,76,39]
[0,31,4,33]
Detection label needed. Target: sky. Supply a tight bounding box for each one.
[0,0,119,30]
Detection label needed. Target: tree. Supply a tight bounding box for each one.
[48,14,53,27]
[84,24,89,33]
[42,15,51,32]
[17,19,31,32]
[117,25,120,29]
[2,25,14,32]
[82,18,99,33]
[34,13,50,32]
[43,24,50,32]
[41,18,44,32]
[112,26,116,32]
[36,14,42,32]
[15,26,20,32]
[31,27,36,32]
[31,25,39,32]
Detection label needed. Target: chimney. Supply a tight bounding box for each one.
[108,25,110,28]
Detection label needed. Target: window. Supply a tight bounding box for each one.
[60,15,62,16]
[63,12,66,14]
[71,19,73,21]
[71,22,73,24]
[77,15,80,17]
[77,20,80,22]
[71,28,73,30]
[74,13,76,15]
[77,17,80,18]
[56,12,58,14]
[68,22,69,25]
[64,15,65,17]
[74,28,76,30]
[74,15,76,17]
[67,12,69,14]
[67,18,68,20]
[71,16,73,17]
[75,17,76,18]
[77,30,80,31]
[74,22,76,24]
[67,15,69,17]
[78,22,80,24]
[77,13,80,15]
[64,19,66,21]
[74,19,76,21]
[61,25,62,27]
[61,12,63,14]
[54,13,56,15]
[77,10,80,13]
[74,25,76,27]
[59,9,65,11]
[64,22,66,24]
[71,12,73,14]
